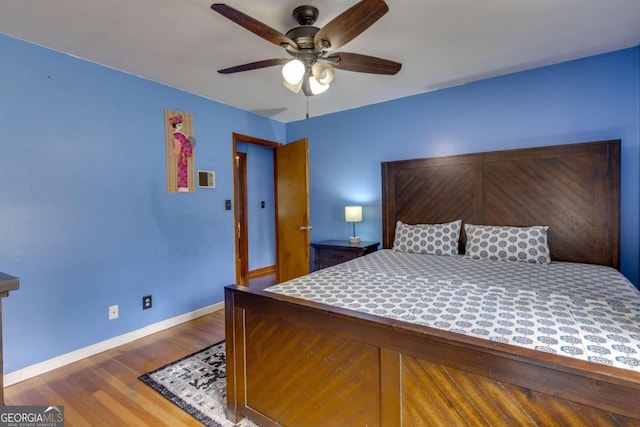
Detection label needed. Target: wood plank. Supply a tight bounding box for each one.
[380,349,401,425]
[5,310,226,427]
[242,309,381,426]
[5,376,93,427]
[381,140,620,267]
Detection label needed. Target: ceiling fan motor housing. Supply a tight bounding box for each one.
[285,26,320,50]
[292,5,319,25]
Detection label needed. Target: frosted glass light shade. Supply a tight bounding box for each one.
[283,78,302,93]
[312,61,335,85]
[282,59,305,84]
[345,206,363,222]
[309,75,330,95]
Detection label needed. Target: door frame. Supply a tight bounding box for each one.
[232,133,281,285]
[235,151,248,284]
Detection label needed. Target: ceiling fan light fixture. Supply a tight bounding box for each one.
[283,78,302,94]
[312,61,335,85]
[282,59,305,84]
[309,75,330,95]
[212,2,401,101]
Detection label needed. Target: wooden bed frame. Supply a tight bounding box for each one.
[225,140,640,426]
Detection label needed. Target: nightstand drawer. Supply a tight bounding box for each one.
[316,247,359,266]
[311,240,379,271]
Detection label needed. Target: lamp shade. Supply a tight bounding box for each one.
[312,61,335,85]
[345,206,363,222]
[282,59,305,85]
[283,78,302,94]
[308,76,330,95]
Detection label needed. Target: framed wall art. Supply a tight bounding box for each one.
[164,109,196,193]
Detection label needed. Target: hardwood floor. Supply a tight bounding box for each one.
[5,274,277,426]
[5,310,227,426]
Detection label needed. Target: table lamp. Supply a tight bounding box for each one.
[345,206,363,244]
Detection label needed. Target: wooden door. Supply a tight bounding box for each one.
[275,138,311,283]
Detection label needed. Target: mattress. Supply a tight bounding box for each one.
[267,250,640,372]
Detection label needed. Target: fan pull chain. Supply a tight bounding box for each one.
[306,96,309,119]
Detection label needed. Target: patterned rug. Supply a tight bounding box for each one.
[139,341,258,427]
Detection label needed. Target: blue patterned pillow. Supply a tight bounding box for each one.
[464,224,551,264]
[393,220,462,256]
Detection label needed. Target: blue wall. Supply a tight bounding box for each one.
[288,47,640,288]
[1,34,639,376]
[0,34,285,373]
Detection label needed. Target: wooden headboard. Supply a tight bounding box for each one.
[381,140,621,268]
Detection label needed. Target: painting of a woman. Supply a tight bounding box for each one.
[169,115,193,192]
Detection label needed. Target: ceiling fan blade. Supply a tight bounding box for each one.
[314,0,389,51]
[218,59,289,74]
[327,52,401,75]
[211,4,296,49]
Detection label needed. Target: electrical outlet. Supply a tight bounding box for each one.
[109,305,119,320]
[143,295,152,310]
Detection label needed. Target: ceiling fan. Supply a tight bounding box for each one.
[211,0,402,97]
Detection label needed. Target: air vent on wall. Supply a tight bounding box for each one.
[198,170,215,188]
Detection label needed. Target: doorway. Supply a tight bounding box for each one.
[233,133,280,285]
[232,133,311,286]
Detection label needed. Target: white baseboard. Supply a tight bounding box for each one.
[4,301,224,387]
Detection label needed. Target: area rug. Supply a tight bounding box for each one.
[139,341,259,427]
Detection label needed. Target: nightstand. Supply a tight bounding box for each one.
[311,240,379,271]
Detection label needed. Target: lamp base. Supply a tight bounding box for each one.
[348,236,361,244]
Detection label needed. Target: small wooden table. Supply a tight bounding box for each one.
[311,240,379,271]
[0,272,19,405]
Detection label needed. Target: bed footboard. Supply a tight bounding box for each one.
[225,285,640,426]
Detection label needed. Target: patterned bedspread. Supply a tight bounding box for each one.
[267,250,640,372]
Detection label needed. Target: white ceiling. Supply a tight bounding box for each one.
[2,0,640,123]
